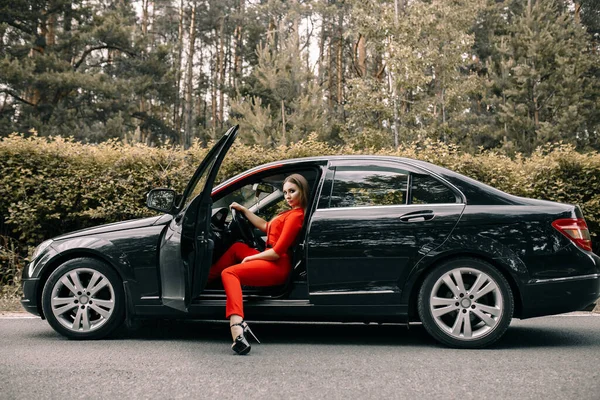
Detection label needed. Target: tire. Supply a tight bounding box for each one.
[41,257,125,340]
[417,258,514,348]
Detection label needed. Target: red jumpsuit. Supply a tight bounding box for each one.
[208,207,304,318]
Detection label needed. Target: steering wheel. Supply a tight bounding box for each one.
[230,208,258,248]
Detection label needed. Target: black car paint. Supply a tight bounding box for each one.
[21,216,172,317]
[306,203,465,305]
[21,155,600,325]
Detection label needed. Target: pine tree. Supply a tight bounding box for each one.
[489,0,600,152]
[0,0,176,143]
[343,0,483,148]
[230,9,325,147]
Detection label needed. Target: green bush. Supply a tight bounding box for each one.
[2,134,600,299]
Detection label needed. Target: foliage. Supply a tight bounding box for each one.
[0,235,22,294]
[487,0,600,153]
[2,133,600,242]
[1,0,599,155]
[0,0,180,145]
[231,29,326,147]
[3,133,600,297]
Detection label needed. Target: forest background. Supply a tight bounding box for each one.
[1,0,599,152]
[1,0,600,302]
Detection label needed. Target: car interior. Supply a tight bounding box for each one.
[200,167,322,300]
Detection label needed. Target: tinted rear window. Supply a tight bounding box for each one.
[328,167,408,208]
[410,174,458,204]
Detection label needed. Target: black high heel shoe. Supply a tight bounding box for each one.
[230,321,260,355]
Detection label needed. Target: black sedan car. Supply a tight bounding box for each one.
[21,126,600,348]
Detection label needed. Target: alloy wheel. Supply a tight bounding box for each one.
[429,267,504,341]
[49,268,116,333]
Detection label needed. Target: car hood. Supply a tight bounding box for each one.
[52,215,168,241]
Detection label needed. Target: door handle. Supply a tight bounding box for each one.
[399,210,435,222]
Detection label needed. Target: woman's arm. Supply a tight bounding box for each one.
[241,211,303,263]
[241,248,280,263]
[231,202,268,232]
[271,211,304,257]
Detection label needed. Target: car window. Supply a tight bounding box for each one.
[328,166,408,208]
[182,156,219,209]
[256,197,289,222]
[213,183,277,219]
[410,174,458,204]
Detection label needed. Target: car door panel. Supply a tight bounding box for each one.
[306,160,465,306]
[158,126,238,312]
[307,204,464,304]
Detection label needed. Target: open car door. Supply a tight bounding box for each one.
[159,126,238,312]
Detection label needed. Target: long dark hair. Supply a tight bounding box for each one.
[284,173,310,210]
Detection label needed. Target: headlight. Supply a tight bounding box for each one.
[31,239,53,261]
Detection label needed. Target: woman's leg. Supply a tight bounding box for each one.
[229,314,244,341]
[207,242,258,283]
[221,259,291,322]
[208,242,261,342]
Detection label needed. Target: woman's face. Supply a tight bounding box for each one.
[283,181,302,209]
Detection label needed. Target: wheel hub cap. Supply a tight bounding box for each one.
[429,267,504,341]
[49,268,116,333]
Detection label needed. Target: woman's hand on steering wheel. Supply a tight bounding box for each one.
[230,202,245,213]
[230,203,257,248]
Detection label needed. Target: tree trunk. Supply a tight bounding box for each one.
[174,0,185,139]
[46,13,56,47]
[139,0,150,143]
[388,65,399,148]
[374,50,384,80]
[212,17,220,132]
[336,10,343,108]
[318,13,326,85]
[211,58,217,136]
[233,0,244,91]
[142,0,149,36]
[281,99,286,144]
[0,24,5,52]
[150,1,156,48]
[184,2,197,149]
[306,15,310,77]
[327,31,334,109]
[440,84,446,125]
[291,0,300,47]
[218,16,225,128]
[356,34,366,78]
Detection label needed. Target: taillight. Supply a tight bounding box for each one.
[551,218,593,252]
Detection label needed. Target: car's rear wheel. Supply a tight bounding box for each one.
[41,258,125,340]
[418,258,514,348]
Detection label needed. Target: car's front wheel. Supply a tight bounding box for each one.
[41,258,125,339]
[418,258,514,348]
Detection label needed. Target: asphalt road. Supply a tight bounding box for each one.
[1,314,599,400]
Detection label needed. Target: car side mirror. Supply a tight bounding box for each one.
[146,188,177,213]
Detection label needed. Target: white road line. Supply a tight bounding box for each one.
[549,312,600,317]
[0,311,39,319]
